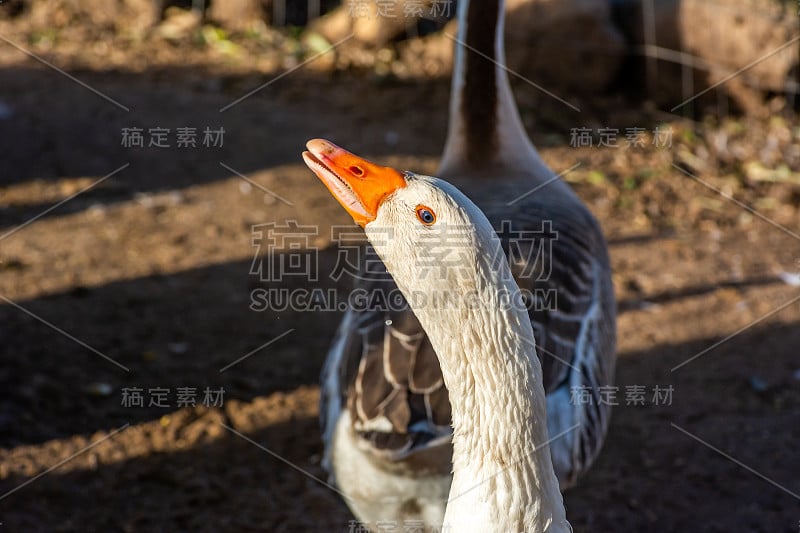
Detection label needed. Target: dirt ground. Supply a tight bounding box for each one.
[1,7,800,532]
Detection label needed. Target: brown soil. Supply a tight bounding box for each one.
[1,7,800,533]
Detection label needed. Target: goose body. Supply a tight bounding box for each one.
[310,0,616,529]
[304,141,572,531]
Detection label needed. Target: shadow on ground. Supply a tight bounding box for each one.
[0,318,798,532]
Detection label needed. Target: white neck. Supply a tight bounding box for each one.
[390,219,570,532]
[439,0,553,183]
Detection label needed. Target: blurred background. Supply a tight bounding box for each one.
[0,0,799,531]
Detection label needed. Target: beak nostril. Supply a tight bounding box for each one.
[349,166,365,177]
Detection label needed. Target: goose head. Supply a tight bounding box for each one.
[302,138,505,295]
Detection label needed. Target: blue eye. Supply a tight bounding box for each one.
[416,205,436,225]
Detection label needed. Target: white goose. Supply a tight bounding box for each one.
[308,0,615,529]
[303,139,571,532]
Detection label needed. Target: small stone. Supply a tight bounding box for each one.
[384,130,399,146]
[168,342,190,355]
[85,382,114,397]
[778,271,800,287]
[0,101,13,120]
[748,376,768,393]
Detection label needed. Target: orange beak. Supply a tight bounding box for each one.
[302,139,407,227]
